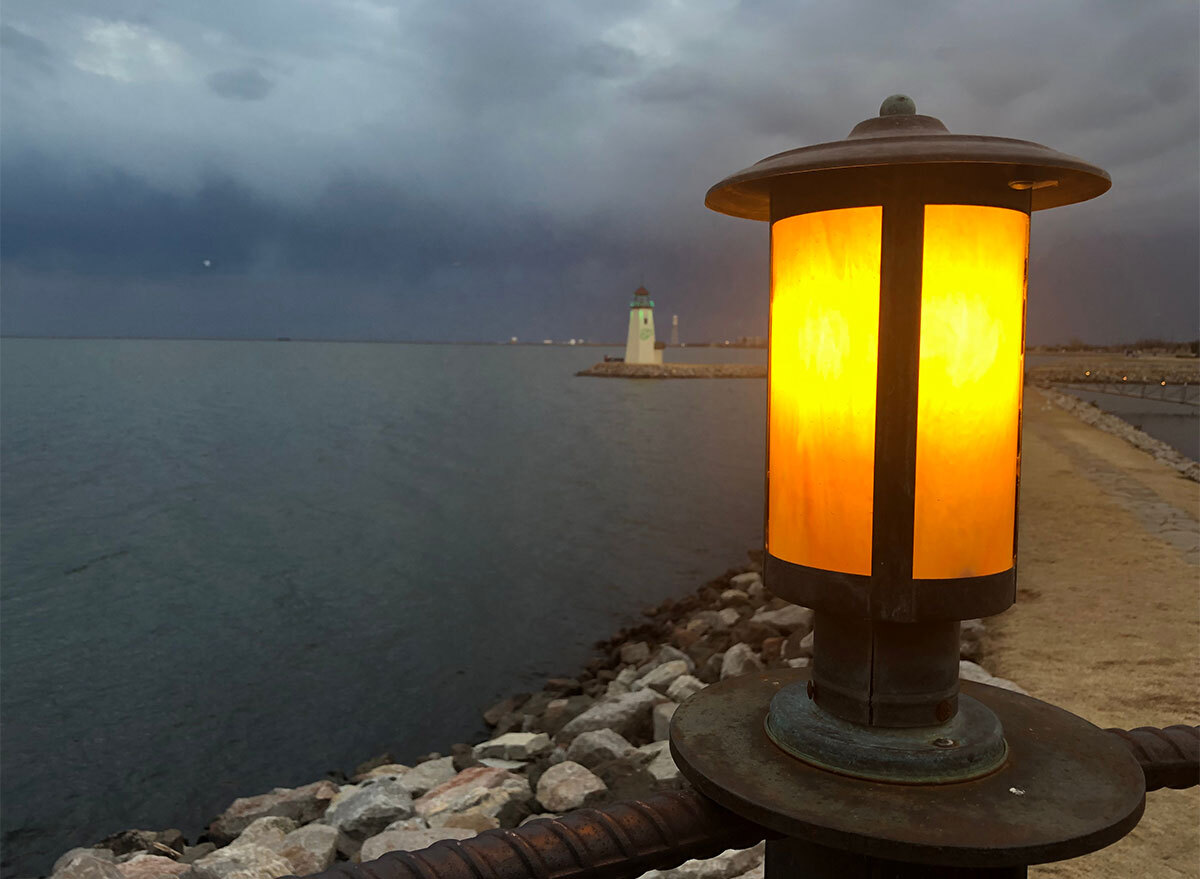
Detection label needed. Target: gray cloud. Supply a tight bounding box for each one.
[206,66,273,100]
[0,0,1196,343]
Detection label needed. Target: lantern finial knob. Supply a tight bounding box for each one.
[879,94,916,116]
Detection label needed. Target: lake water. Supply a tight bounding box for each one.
[1,339,768,877]
[1057,388,1198,461]
[3,341,1195,877]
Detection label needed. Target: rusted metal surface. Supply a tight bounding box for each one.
[1106,725,1200,792]
[669,670,1147,868]
[291,720,1195,879]
[705,98,1110,219]
[291,789,771,879]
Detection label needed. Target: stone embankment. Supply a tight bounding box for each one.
[1037,386,1199,482]
[577,362,766,379]
[44,556,1021,879]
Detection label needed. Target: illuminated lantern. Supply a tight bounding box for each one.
[706,95,1110,737]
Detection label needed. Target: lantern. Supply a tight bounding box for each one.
[705,95,1110,761]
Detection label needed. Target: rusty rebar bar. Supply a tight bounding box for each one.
[1105,725,1200,791]
[293,725,1198,879]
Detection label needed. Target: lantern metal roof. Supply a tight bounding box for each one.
[705,95,1111,220]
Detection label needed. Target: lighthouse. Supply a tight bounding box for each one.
[624,286,662,365]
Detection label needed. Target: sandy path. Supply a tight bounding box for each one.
[986,388,1199,878]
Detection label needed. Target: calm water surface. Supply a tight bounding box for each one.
[1,340,767,876]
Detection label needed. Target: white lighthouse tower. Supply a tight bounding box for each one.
[624,286,662,364]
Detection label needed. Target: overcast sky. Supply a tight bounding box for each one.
[2,0,1196,344]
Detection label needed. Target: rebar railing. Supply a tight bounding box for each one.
[294,724,1198,879]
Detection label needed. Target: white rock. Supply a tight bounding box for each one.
[359,827,475,863]
[729,572,762,590]
[638,741,682,785]
[382,817,428,832]
[720,643,764,679]
[322,779,414,838]
[616,666,641,685]
[720,589,749,605]
[565,729,636,767]
[398,757,457,797]
[666,675,706,703]
[558,689,666,743]
[536,761,607,812]
[190,843,294,879]
[716,608,741,629]
[750,605,813,633]
[639,842,765,879]
[229,815,298,851]
[785,657,811,669]
[277,824,340,875]
[479,758,525,770]
[653,702,678,741]
[620,641,651,665]
[960,660,1028,695]
[654,645,696,672]
[51,851,124,879]
[633,660,689,694]
[606,679,632,698]
[474,731,552,761]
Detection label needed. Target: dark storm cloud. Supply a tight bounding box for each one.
[0,0,1196,342]
[206,67,273,101]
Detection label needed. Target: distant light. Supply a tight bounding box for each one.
[202,259,212,268]
[1122,375,1128,381]
[1161,380,1167,386]
[1084,370,1090,376]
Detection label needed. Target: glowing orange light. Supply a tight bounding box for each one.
[1085,370,1091,376]
[769,206,882,575]
[912,206,1029,579]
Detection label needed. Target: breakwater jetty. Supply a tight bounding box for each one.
[577,362,765,379]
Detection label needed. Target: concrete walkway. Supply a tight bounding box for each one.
[988,388,1198,878]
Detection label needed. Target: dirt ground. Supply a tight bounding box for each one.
[985,388,1199,878]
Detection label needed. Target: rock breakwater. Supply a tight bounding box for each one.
[43,555,1023,879]
[577,362,766,379]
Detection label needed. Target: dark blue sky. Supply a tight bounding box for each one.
[2,0,1197,344]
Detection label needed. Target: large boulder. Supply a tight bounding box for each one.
[539,696,594,736]
[536,762,607,812]
[359,827,475,863]
[728,572,761,591]
[652,645,696,673]
[720,643,764,680]
[228,816,298,851]
[414,767,532,829]
[557,690,666,744]
[564,729,636,768]
[397,756,458,797]
[751,605,813,633]
[619,642,652,665]
[207,781,338,844]
[277,824,340,876]
[116,855,189,879]
[186,844,293,879]
[50,850,122,879]
[473,732,552,761]
[666,675,705,703]
[321,779,415,839]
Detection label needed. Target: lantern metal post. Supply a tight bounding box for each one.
[669,96,1145,877]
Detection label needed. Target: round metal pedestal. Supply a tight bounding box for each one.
[669,669,1145,870]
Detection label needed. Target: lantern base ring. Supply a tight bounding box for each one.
[765,681,1007,784]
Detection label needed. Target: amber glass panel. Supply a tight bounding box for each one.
[769,207,882,575]
[913,205,1029,579]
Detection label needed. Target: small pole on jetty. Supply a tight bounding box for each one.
[669,94,1136,877]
